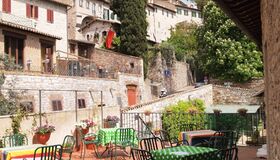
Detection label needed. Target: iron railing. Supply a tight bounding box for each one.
[120,112,266,145]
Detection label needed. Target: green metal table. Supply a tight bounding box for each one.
[97,128,138,146]
[150,146,218,160]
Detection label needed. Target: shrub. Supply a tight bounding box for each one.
[162,99,206,139]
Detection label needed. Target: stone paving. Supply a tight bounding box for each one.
[69,145,264,160]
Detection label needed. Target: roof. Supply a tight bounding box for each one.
[175,1,200,11]
[206,104,260,113]
[150,0,177,12]
[213,0,261,47]
[0,20,62,39]
[47,0,72,6]
[78,16,120,32]
[68,39,95,45]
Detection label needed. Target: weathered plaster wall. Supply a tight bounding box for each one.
[261,0,280,159]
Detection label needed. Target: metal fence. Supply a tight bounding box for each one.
[120,112,266,145]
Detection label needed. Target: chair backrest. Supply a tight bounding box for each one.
[208,136,229,150]
[3,133,28,147]
[34,144,63,160]
[140,137,163,152]
[115,128,136,144]
[214,130,239,148]
[219,147,238,160]
[62,135,75,154]
[131,148,152,160]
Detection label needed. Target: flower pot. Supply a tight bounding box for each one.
[35,132,51,145]
[81,128,89,135]
[104,121,117,128]
[85,143,94,150]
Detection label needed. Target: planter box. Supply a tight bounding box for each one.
[104,121,117,128]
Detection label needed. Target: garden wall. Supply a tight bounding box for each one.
[124,84,213,113]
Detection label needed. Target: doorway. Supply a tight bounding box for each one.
[127,85,137,106]
[4,36,24,67]
[41,43,53,73]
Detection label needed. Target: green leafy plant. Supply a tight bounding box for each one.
[162,99,206,139]
[196,1,263,82]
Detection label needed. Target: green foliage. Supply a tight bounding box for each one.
[111,0,148,57]
[162,99,206,139]
[166,22,198,63]
[112,36,121,51]
[196,1,263,82]
[195,0,210,10]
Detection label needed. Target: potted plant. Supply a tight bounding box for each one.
[76,119,96,134]
[144,109,152,116]
[34,124,55,145]
[237,108,248,116]
[213,109,222,116]
[104,116,120,128]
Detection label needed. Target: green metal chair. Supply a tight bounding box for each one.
[62,135,75,160]
[112,128,137,159]
[33,144,63,160]
[3,133,28,147]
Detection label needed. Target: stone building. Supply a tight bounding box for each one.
[213,0,278,159]
[0,0,69,71]
[147,0,202,43]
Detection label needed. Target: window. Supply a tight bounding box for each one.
[47,9,54,23]
[184,10,188,16]
[72,0,75,6]
[155,8,157,13]
[92,3,96,15]
[198,12,202,18]
[4,34,24,66]
[78,99,86,108]
[20,102,34,112]
[52,100,62,111]
[158,22,160,28]
[110,12,115,20]
[26,4,38,19]
[70,44,75,53]
[103,9,109,20]
[148,10,150,15]
[162,9,164,15]
[130,63,134,69]
[2,0,11,13]
[86,0,89,9]
[192,11,197,17]
[171,13,174,18]
[166,11,169,17]
[177,8,182,15]
[79,0,83,7]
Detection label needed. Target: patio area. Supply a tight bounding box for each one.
[70,145,261,160]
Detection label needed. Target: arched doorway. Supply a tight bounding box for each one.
[127,85,137,106]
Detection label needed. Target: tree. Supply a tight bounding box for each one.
[111,0,148,57]
[195,0,209,10]
[196,1,263,82]
[167,22,198,63]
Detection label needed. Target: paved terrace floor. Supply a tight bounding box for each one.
[70,146,263,160]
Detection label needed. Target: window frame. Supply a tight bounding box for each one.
[26,3,38,19]
[177,8,182,15]
[78,99,86,109]
[79,0,83,7]
[52,100,63,111]
[191,11,197,17]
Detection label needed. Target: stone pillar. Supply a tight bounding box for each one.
[261,0,280,159]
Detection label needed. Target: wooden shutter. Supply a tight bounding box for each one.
[34,6,38,19]
[26,3,31,18]
[3,0,11,13]
[47,9,54,23]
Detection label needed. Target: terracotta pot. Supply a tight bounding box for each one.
[35,132,51,145]
[81,128,89,134]
[85,143,94,150]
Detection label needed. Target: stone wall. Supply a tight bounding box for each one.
[0,71,147,144]
[124,85,213,113]
[92,48,143,75]
[172,61,193,91]
[210,78,264,90]
[213,85,260,105]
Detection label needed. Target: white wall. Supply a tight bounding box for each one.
[6,0,68,52]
